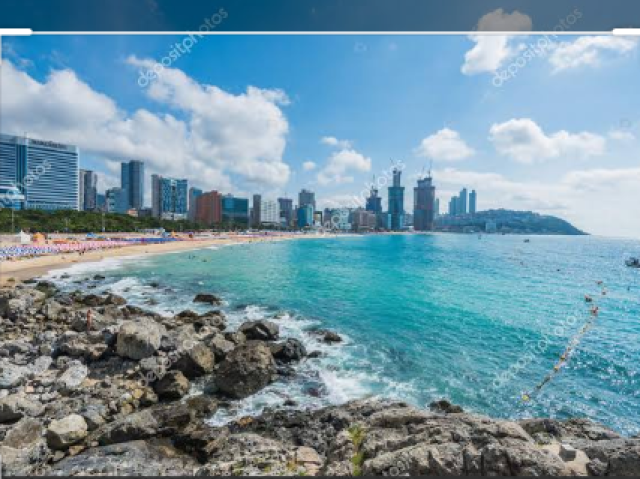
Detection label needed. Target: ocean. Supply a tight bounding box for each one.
[48,234,640,435]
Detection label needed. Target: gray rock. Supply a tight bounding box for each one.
[41,299,64,321]
[154,371,190,400]
[116,319,162,360]
[173,342,215,378]
[0,362,29,389]
[311,329,342,344]
[559,443,578,461]
[214,342,277,399]
[57,360,88,392]
[0,394,45,423]
[271,338,307,363]
[56,331,109,361]
[0,418,48,475]
[104,294,127,306]
[193,293,222,305]
[208,334,235,361]
[46,413,88,450]
[239,320,280,341]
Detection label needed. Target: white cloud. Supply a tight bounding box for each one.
[1,58,293,198]
[317,148,372,186]
[489,118,606,164]
[415,128,475,162]
[608,129,636,141]
[462,35,513,75]
[548,36,639,73]
[302,161,317,171]
[476,9,533,32]
[321,136,352,149]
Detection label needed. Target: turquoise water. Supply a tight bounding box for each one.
[52,234,640,434]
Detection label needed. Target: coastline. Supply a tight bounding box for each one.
[0,233,335,285]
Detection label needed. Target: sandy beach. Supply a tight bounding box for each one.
[0,233,322,285]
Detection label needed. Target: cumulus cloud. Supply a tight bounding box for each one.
[415,128,475,162]
[461,35,513,75]
[302,161,317,171]
[489,118,606,164]
[476,9,533,32]
[1,58,292,196]
[608,129,636,141]
[317,148,371,185]
[321,136,352,149]
[548,36,639,73]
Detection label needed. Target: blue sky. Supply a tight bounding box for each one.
[2,31,640,237]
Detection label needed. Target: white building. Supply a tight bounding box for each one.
[260,199,280,226]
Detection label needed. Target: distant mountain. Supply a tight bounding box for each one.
[434,209,587,235]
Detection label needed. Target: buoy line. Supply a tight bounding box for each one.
[521,282,605,403]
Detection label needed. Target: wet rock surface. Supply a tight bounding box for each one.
[0,282,637,476]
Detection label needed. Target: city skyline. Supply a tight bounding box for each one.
[2,35,640,236]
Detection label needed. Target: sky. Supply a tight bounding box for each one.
[1,22,640,237]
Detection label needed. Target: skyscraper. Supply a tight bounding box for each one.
[413,175,436,231]
[159,177,188,220]
[469,190,477,215]
[121,160,144,210]
[79,169,98,211]
[278,197,293,227]
[449,196,458,216]
[365,184,383,214]
[458,188,468,216]
[252,194,262,227]
[260,199,280,226]
[0,133,79,210]
[298,189,316,211]
[151,174,162,218]
[188,187,203,222]
[195,191,222,226]
[388,167,405,230]
[434,198,440,217]
[222,195,250,225]
[297,204,314,228]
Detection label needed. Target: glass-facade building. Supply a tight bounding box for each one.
[0,133,79,210]
[160,178,188,220]
[121,160,145,210]
[222,195,249,224]
[388,168,405,230]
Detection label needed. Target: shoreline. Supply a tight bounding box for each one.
[0,233,336,286]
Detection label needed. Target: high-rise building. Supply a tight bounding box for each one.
[278,197,293,227]
[365,184,383,214]
[188,187,203,222]
[434,198,440,217]
[260,199,280,226]
[151,174,162,218]
[96,193,106,211]
[458,187,468,216]
[159,177,188,220]
[0,133,79,210]
[449,196,458,216]
[469,190,477,215]
[120,160,145,210]
[352,209,377,231]
[195,190,222,226]
[221,195,249,225]
[298,189,316,211]
[252,194,262,227]
[79,169,98,211]
[105,187,128,214]
[413,175,436,231]
[297,204,314,228]
[388,167,405,230]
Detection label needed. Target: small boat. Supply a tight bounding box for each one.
[625,257,640,268]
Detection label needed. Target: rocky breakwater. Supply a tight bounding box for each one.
[0,280,638,476]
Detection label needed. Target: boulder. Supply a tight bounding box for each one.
[311,329,342,344]
[104,294,127,306]
[36,280,58,297]
[82,294,105,307]
[116,319,162,360]
[46,414,88,450]
[154,371,190,400]
[209,334,235,361]
[56,331,109,361]
[173,343,215,378]
[57,360,89,392]
[0,418,48,475]
[193,293,222,305]
[214,342,277,399]
[429,399,464,414]
[41,299,64,320]
[0,394,44,423]
[239,320,280,341]
[0,362,29,389]
[271,338,307,363]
